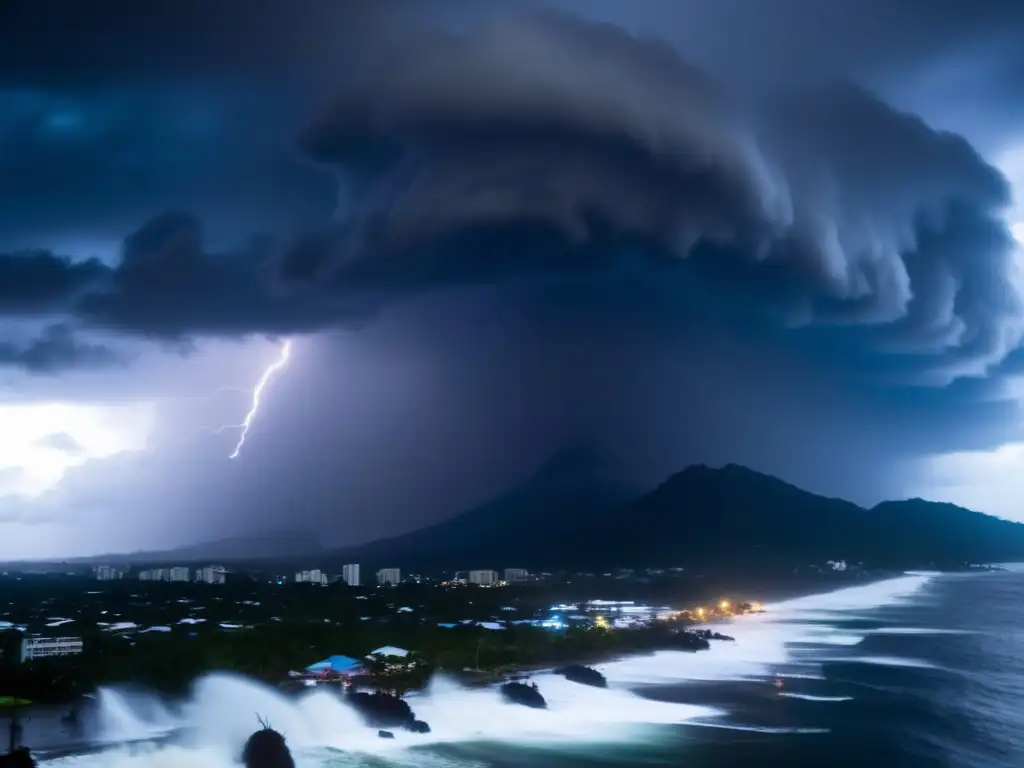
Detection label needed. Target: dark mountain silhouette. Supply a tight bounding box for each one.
[42,530,324,566]
[21,458,1023,571]
[335,462,1024,570]
[329,444,641,570]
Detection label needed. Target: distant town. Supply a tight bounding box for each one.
[0,557,875,690]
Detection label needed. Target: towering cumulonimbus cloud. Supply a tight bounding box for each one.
[285,10,1022,386]
[0,8,1019,392]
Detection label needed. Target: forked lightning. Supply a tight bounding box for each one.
[227,340,293,459]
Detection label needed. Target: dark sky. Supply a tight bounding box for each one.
[2,0,1024,558]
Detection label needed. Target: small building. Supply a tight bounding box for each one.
[376,568,400,586]
[21,636,83,663]
[305,655,364,677]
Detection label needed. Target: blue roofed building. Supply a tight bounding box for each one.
[305,654,363,676]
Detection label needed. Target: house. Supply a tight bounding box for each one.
[365,646,416,673]
[367,646,409,659]
[305,654,364,677]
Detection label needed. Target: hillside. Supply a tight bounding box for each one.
[328,444,640,570]
[49,530,324,566]
[334,462,1024,570]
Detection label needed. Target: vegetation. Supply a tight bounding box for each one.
[0,567,870,704]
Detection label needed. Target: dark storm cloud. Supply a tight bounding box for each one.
[0,8,1020,391]
[0,324,124,374]
[287,10,1022,387]
[0,250,106,314]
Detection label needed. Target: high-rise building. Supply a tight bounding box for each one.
[138,568,168,581]
[295,569,328,585]
[469,569,498,586]
[376,568,400,586]
[504,568,529,583]
[195,565,227,585]
[342,564,360,587]
[93,565,123,581]
[168,566,191,582]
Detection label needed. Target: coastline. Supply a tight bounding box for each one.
[453,569,932,687]
[10,569,944,760]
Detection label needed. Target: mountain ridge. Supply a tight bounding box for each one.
[9,457,1023,569]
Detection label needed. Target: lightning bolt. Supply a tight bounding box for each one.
[227,339,293,459]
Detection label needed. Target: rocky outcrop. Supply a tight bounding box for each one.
[691,629,735,642]
[500,681,547,709]
[408,720,431,733]
[555,665,607,688]
[378,730,395,739]
[242,727,295,768]
[660,629,711,652]
[347,691,430,734]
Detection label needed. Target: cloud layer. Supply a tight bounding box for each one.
[3,4,1024,554]
[4,11,1021,389]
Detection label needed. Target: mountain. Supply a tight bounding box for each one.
[53,530,324,566]
[329,444,641,569]
[335,462,1024,570]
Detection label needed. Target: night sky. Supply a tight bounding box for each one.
[2,0,1024,559]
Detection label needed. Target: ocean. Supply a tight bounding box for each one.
[25,567,1024,768]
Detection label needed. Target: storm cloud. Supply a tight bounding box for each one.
[10,10,1019,389]
[2,2,1024,556]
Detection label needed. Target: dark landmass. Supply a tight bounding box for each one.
[500,681,547,709]
[328,445,639,571]
[555,664,607,688]
[330,459,1024,571]
[346,691,428,732]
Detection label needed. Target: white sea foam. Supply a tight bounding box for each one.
[44,572,936,767]
[778,693,853,702]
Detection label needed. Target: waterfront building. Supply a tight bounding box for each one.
[468,569,498,586]
[376,568,400,586]
[342,563,360,587]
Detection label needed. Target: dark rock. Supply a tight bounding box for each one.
[241,727,295,768]
[347,691,414,729]
[408,719,431,734]
[691,629,734,642]
[347,691,430,734]
[0,747,36,768]
[668,630,711,652]
[555,664,607,688]
[378,730,395,739]
[500,681,547,709]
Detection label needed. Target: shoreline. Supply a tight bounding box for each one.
[8,569,943,760]
[452,569,937,686]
